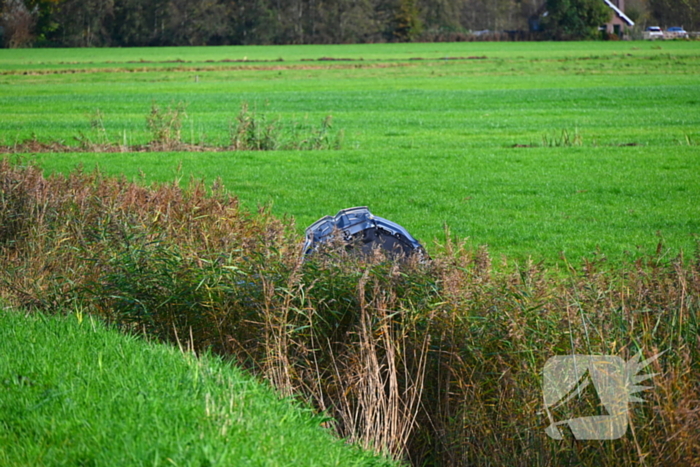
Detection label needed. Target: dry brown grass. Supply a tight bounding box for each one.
[1,159,698,466]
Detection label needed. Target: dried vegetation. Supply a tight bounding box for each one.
[0,159,698,466]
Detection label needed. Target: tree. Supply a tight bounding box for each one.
[327,0,377,44]
[50,0,114,47]
[647,0,700,30]
[542,0,611,39]
[164,0,229,46]
[1,0,37,47]
[392,0,422,41]
[26,0,64,44]
[417,0,462,32]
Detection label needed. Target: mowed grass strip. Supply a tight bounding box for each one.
[1,41,699,70]
[0,309,396,467]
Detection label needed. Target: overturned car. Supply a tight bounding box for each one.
[304,206,426,259]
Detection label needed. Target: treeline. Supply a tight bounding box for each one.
[0,0,697,48]
[1,0,541,47]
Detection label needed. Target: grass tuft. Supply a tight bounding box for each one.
[541,128,583,147]
[146,101,188,150]
[0,102,343,154]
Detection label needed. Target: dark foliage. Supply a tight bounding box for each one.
[2,0,696,47]
[0,0,659,47]
[542,0,611,39]
[647,0,700,30]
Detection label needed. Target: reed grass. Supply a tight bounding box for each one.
[1,158,698,466]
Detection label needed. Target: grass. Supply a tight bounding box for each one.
[1,41,699,466]
[1,41,699,264]
[0,308,397,466]
[1,41,699,68]
[21,145,699,264]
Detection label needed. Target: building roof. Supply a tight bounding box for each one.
[603,0,635,26]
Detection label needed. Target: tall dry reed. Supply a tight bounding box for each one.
[1,159,698,466]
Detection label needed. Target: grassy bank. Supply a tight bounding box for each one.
[0,308,396,466]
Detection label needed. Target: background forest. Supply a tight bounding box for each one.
[0,0,698,48]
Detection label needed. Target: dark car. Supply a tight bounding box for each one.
[666,27,688,39]
[303,206,426,259]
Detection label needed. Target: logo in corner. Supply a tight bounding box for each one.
[542,352,663,440]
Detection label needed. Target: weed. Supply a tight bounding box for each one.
[146,101,187,150]
[230,102,280,151]
[230,104,343,151]
[90,108,109,145]
[301,115,342,150]
[541,128,583,147]
[0,103,343,154]
[681,134,697,145]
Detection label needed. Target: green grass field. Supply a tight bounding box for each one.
[1,41,699,263]
[0,308,396,466]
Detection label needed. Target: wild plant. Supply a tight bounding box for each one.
[300,115,334,150]
[229,102,281,151]
[229,103,342,151]
[541,128,583,147]
[146,101,187,150]
[73,109,110,151]
[1,103,343,154]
